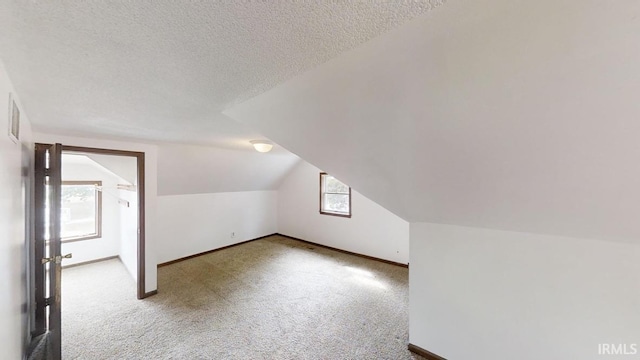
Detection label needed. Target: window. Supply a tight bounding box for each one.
[61,181,102,242]
[320,172,351,218]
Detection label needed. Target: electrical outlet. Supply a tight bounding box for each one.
[231,232,235,238]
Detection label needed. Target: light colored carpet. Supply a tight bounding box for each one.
[62,235,425,359]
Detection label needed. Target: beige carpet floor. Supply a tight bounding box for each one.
[62,235,425,359]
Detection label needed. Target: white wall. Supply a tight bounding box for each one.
[61,160,121,266]
[156,191,278,264]
[154,142,294,265]
[119,186,138,280]
[78,153,139,280]
[0,60,33,359]
[278,161,409,264]
[410,223,640,360]
[33,132,158,293]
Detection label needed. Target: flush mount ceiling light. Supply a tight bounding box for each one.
[250,140,273,153]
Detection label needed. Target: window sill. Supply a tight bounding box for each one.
[319,211,351,218]
[61,235,101,243]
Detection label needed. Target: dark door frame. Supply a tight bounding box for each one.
[32,143,63,359]
[61,145,150,299]
[29,144,153,360]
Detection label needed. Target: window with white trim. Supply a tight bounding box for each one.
[320,172,351,218]
[61,180,102,242]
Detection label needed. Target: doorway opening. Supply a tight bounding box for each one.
[60,145,147,299]
[59,151,139,281]
[29,144,148,360]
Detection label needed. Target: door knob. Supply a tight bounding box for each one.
[56,253,72,264]
[41,253,72,264]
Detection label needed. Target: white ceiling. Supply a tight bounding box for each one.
[61,153,134,184]
[226,0,640,243]
[61,154,94,167]
[0,1,442,149]
[157,143,300,196]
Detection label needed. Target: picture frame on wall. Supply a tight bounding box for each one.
[8,93,19,143]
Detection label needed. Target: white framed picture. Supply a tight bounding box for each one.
[8,93,19,143]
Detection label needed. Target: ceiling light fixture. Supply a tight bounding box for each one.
[250,140,273,153]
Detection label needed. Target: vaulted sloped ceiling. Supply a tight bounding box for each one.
[0,1,449,196]
[156,143,300,196]
[226,0,640,243]
[0,0,443,148]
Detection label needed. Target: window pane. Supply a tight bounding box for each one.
[324,194,349,213]
[325,175,349,194]
[61,184,97,239]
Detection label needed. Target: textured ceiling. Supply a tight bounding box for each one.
[0,0,444,148]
